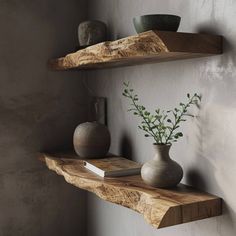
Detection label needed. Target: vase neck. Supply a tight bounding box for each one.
[153,144,171,161]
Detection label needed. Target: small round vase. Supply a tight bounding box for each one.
[73,122,111,159]
[141,144,183,188]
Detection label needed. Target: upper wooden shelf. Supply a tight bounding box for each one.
[49,30,223,71]
[40,152,222,229]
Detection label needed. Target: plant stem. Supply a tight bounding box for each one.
[130,94,159,143]
[165,96,195,144]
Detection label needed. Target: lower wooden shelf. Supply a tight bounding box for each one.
[40,152,222,229]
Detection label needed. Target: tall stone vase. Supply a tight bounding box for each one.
[141,144,183,188]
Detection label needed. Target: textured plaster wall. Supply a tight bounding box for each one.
[87,0,236,235]
[0,1,88,235]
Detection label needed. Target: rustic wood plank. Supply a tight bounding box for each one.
[49,30,223,70]
[40,152,222,229]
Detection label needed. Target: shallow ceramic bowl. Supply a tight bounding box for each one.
[133,14,181,33]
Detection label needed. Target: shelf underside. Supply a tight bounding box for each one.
[41,152,222,229]
[49,30,223,71]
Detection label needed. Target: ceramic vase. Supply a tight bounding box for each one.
[78,20,107,46]
[73,122,111,159]
[141,144,183,188]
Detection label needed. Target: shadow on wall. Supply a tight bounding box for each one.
[118,131,133,160]
[197,23,236,75]
[196,23,223,35]
[186,104,236,233]
[186,168,208,190]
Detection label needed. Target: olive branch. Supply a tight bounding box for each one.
[122,82,201,144]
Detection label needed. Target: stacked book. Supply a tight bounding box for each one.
[84,157,142,177]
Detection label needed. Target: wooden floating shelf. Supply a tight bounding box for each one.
[40,152,222,229]
[49,30,223,70]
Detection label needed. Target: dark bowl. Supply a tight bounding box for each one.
[133,14,181,33]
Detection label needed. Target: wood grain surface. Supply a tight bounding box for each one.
[49,30,223,70]
[40,152,222,229]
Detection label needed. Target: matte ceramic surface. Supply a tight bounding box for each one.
[141,144,183,188]
[73,122,111,158]
[133,14,181,33]
[78,20,107,46]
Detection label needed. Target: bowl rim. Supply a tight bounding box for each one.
[133,14,181,20]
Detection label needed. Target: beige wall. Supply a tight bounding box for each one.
[0,1,88,235]
[86,0,236,235]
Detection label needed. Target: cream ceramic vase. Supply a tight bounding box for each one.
[141,144,183,188]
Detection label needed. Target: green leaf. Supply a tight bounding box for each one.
[184,114,194,117]
[163,115,167,120]
[175,132,183,137]
[124,81,129,87]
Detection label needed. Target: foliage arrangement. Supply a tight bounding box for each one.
[122,82,201,145]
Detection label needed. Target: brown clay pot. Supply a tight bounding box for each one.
[73,122,111,159]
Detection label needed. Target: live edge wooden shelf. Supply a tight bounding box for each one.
[40,152,222,229]
[49,30,223,71]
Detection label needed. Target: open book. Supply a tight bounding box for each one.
[84,157,142,177]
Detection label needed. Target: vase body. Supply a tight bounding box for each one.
[141,144,183,188]
[73,122,111,159]
[78,20,107,46]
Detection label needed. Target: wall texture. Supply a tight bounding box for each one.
[87,0,236,235]
[0,1,88,235]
